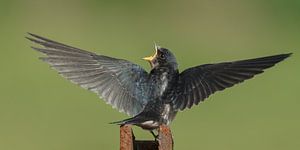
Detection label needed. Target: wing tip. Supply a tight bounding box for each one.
[26,32,35,37]
[281,52,293,59]
[26,32,44,40]
[25,32,38,41]
[272,52,293,64]
[286,52,293,58]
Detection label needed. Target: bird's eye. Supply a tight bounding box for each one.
[160,53,165,59]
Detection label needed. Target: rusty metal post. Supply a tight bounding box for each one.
[158,125,173,150]
[120,125,134,150]
[120,125,173,150]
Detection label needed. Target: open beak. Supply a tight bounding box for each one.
[142,43,160,62]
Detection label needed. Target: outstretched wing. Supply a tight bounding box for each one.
[27,33,150,116]
[173,53,291,110]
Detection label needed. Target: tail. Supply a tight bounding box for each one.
[109,116,140,125]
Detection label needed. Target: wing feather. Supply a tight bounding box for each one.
[173,53,291,110]
[28,33,150,116]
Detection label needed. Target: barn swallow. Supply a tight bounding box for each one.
[27,33,291,135]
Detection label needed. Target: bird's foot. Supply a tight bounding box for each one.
[150,130,159,141]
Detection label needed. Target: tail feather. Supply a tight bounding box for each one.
[109,116,139,125]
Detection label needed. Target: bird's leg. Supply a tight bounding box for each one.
[150,130,159,141]
[131,128,136,141]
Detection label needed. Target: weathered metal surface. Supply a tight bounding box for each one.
[158,125,173,150]
[120,125,173,150]
[120,125,134,150]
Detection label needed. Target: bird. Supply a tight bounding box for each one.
[27,33,291,136]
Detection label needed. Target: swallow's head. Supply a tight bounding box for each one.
[143,44,177,69]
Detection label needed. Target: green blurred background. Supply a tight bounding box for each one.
[0,0,299,149]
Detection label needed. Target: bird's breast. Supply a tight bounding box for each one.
[159,72,169,95]
[149,67,178,98]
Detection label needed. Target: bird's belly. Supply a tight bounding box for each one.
[139,120,160,130]
[160,104,177,125]
[136,103,177,130]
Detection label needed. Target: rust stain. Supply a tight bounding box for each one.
[120,125,173,150]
